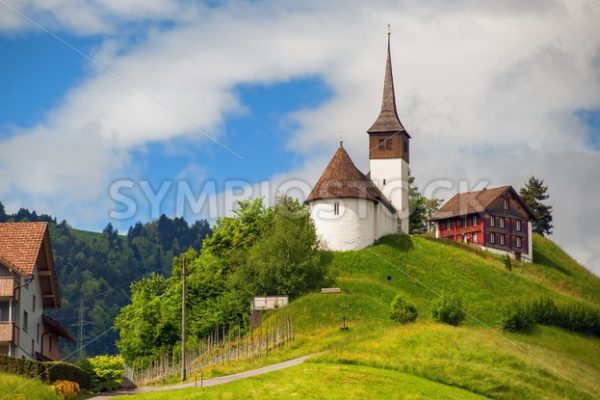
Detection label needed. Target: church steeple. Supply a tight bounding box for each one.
[368,26,407,135]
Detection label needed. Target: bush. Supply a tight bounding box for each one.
[501,302,535,333]
[390,295,418,324]
[86,355,125,392]
[46,362,91,389]
[51,380,80,399]
[528,297,559,325]
[503,255,512,271]
[432,297,466,326]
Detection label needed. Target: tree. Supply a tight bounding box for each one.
[202,198,269,257]
[424,197,443,233]
[233,195,326,298]
[519,177,553,235]
[0,201,6,222]
[408,171,428,234]
[115,196,328,364]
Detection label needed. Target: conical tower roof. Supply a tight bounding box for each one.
[368,30,408,135]
[305,143,395,211]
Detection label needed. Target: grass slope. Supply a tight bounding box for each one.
[0,373,59,400]
[120,234,600,400]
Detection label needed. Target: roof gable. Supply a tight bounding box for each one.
[431,186,535,220]
[0,222,60,307]
[0,222,48,275]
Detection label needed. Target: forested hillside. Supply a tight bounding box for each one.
[0,201,211,356]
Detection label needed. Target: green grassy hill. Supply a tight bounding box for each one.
[119,234,600,400]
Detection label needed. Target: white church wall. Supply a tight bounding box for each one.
[310,198,375,251]
[373,203,398,240]
[369,158,409,234]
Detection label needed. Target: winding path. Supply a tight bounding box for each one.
[89,354,313,399]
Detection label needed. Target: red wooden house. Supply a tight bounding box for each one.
[430,186,535,262]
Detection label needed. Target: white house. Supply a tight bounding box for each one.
[0,222,74,360]
[305,32,410,251]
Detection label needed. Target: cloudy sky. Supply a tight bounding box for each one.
[0,0,599,274]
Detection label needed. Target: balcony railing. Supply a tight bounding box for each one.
[0,277,15,298]
[0,322,17,343]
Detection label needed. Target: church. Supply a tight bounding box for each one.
[305,32,410,251]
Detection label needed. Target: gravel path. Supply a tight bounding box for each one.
[89,354,313,399]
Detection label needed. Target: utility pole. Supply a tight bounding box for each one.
[181,258,187,382]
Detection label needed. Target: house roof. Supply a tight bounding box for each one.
[367,32,409,137]
[305,143,395,212]
[0,222,48,275]
[430,186,535,221]
[42,314,75,343]
[0,222,61,307]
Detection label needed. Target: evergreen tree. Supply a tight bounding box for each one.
[519,176,553,236]
[0,201,6,222]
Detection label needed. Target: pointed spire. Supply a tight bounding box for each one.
[368,26,406,134]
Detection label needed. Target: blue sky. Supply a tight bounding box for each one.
[0,31,333,231]
[0,0,599,274]
[0,33,97,129]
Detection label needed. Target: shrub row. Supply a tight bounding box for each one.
[502,297,600,336]
[0,354,45,378]
[0,355,91,388]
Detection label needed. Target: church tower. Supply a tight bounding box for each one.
[367,29,410,234]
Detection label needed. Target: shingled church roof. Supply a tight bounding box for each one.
[367,31,409,136]
[305,143,395,212]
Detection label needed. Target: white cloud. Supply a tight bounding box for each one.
[0,0,599,274]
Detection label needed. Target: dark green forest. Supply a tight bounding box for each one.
[0,201,211,356]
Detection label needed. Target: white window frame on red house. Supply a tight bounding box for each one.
[516,236,522,248]
[504,198,509,209]
[473,215,478,225]
[500,234,505,246]
[473,232,478,243]
[490,216,495,227]
[516,220,521,231]
[499,217,505,228]
[490,232,495,244]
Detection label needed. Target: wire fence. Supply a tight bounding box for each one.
[125,315,294,385]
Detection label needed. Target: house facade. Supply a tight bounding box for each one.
[305,31,410,251]
[430,186,535,262]
[0,222,74,360]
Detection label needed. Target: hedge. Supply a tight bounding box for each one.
[0,355,91,388]
[501,297,600,337]
[0,354,45,378]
